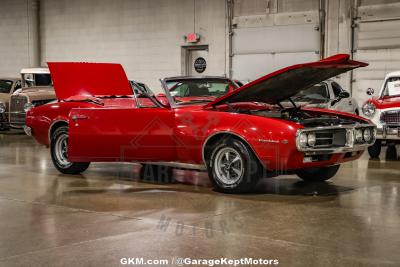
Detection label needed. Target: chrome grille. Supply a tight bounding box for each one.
[314,129,346,148]
[9,95,28,125]
[380,110,400,125]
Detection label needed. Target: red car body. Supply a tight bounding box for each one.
[26,54,376,193]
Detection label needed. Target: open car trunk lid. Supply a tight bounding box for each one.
[204,54,368,108]
[48,62,132,100]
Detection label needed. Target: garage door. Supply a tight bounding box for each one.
[232,15,321,83]
[352,3,400,105]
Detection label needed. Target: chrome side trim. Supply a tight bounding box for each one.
[143,162,207,170]
[201,131,267,169]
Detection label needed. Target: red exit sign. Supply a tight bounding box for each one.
[185,33,200,43]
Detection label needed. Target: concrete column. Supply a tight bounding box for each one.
[27,0,41,67]
[324,0,354,91]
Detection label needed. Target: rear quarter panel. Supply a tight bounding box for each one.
[26,102,95,146]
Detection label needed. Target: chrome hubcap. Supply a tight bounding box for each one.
[214,147,244,185]
[55,133,72,168]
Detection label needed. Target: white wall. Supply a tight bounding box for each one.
[0,0,32,77]
[40,0,227,91]
[231,0,321,82]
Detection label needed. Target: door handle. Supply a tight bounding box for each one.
[71,115,88,121]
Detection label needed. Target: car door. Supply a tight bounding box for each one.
[68,98,177,163]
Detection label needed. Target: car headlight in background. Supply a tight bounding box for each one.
[23,103,34,112]
[0,104,5,114]
[362,102,376,117]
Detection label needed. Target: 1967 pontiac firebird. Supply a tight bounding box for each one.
[25,54,376,193]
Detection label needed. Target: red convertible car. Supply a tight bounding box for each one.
[25,54,376,193]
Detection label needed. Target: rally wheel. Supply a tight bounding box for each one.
[208,138,261,194]
[50,126,90,174]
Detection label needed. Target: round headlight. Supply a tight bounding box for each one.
[362,102,376,117]
[299,133,308,148]
[307,132,316,147]
[24,103,34,112]
[363,128,372,142]
[355,129,363,143]
[0,104,5,113]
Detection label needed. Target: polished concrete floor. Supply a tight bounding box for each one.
[0,132,399,267]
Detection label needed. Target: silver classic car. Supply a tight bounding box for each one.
[9,68,55,128]
[292,80,359,115]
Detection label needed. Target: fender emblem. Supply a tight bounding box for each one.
[258,139,288,144]
[258,139,279,143]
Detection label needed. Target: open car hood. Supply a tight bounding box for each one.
[204,54,368,108]
[48,62,132,100]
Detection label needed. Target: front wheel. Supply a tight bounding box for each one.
[50,126,90,174]
[295,165,340,182]
[207,138,262,194]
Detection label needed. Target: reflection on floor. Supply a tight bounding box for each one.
[0,133,399,266]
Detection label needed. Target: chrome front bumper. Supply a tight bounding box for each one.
[376,126,400,140]
[23,126,32,136]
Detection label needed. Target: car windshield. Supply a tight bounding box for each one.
[0,80,13,93]
[382,77,400,97]
[292,83,329,102]
[165,78,237,105]
[23,73,52,87]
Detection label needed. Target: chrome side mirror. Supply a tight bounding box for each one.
[366,88,374,96]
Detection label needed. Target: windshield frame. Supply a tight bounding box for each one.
[380,76,400,98]
[160,77,239,108]
[129,80,165,108]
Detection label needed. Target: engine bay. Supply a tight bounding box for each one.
[218,102,362,127]
[249,108,358,127]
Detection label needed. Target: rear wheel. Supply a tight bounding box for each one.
[368,139,381,158]
[295,165,340,182]
[50,126,90,174]
[207,138,261,193]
